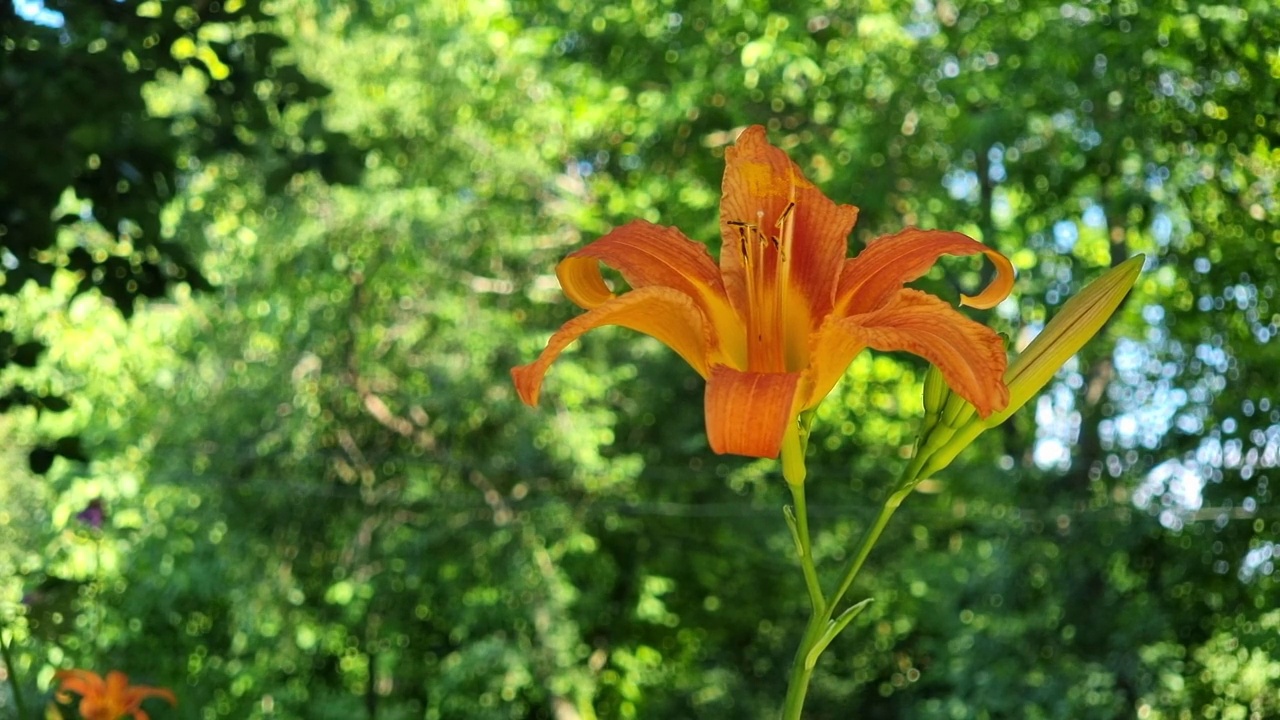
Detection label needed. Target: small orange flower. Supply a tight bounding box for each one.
[54,669,176,720]
[514,125,1015,458]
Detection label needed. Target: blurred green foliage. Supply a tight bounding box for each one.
[2,0,1278,718]
[0,0,361,473]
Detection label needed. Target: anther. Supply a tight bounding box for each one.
[775,202,795,230]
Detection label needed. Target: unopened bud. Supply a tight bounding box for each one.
[905,255,1144,482]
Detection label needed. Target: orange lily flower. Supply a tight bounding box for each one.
[513,125,1015,458]
[54,669,177,720]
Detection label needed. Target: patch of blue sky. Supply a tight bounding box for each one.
[15,0,65,27]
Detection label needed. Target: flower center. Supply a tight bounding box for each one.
[727,179,799,373]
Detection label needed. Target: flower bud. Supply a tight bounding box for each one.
[907,254,1144,481]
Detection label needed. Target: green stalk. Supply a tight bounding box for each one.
[785,482,826,615]
[780,613,826,720]
[823,484,912,616]
[780,461,924,719]
[0,625,29,720]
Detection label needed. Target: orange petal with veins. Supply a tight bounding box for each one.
[512,287,715,406]
[556,220,745,366]
[835,228,1015,316]
[720,126,859,325]
[558,220,726,309]
[823,289,1009,416]
[704,364,803,458]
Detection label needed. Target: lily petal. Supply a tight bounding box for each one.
[55,669,171,720]
[720,126,859,325]
[127,681,177,712]
[54,670,105,701]
[557,220,723,306]
[704,364,803,458]
[834,228,1015,316]
[556,220,744,365]
[106,671,129,695]
[126,684,178,708]
[811,289,1009,416]
[512,287,715,405]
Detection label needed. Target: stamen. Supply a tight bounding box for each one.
[729,224,750,262]
[731,209,792,369]
[749,220,768,344]
[773,201,795,260]
[772,171,800,371]
[730,219,761,343]
[775,201,796,230]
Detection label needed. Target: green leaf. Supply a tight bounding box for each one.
[805,598,874,670]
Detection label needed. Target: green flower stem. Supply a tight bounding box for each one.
[823,484,912,618]
[780,463,923,720]
[781,611,827,720]
[0,624,29,720]
[786,482,826,615]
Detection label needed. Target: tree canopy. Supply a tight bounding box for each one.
[2,1,1277,719]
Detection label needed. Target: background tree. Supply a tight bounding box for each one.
[0,0,360,470]
[2,1,1277,719]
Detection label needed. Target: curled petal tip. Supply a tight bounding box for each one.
[511,365,542,406]
[959,248,1016,310]
[556,256,615,310]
